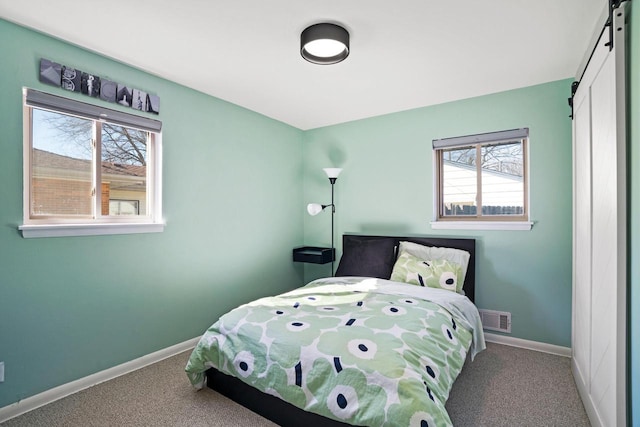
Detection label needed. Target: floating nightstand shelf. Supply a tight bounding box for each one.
[292,246,335,264]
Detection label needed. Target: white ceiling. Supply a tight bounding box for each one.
[1,0,605,130]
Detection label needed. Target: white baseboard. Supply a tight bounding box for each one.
[0,336,200,424]
[484,332,572,358]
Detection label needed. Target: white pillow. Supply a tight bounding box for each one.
[398,241,470,285]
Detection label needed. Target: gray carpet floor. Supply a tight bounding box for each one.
[446,343,589,426]
[2,342,589,426]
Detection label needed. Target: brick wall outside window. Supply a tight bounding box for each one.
[31,178,114,216]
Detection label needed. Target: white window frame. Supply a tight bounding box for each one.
[431,128,533,231]
[19,88,165,238]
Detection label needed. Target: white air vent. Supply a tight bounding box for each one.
[479,309,511,333]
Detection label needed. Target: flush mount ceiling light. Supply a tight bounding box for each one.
[300,23,350,65]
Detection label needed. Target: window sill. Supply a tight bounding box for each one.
[430,221,533,231]
[19,221,166,238]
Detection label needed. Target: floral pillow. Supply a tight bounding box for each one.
[390,251,464,293]
[398,241,470,285]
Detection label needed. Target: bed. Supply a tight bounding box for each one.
[186,234,485,426]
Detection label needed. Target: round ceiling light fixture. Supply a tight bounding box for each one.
[300,23,350,65]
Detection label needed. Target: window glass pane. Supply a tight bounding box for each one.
[31,109,93,216]
[109,199,140,215]
[442,146,477,216]
[101,124,148,216]
[480,141,524,215]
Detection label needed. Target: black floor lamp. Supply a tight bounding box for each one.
[307,168,342,275]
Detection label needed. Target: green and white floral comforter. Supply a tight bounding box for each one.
[186,277,485,426]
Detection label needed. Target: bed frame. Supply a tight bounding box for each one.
[206,234,476,426]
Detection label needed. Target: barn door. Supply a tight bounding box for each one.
[571,3,627,427]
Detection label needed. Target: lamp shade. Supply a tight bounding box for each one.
[323,168,342,179]
[301,23,350,65]
[307,203,325,216]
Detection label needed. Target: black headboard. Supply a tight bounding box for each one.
[339,234,476,303]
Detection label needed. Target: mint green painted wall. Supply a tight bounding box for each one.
[303,80,573,347]
[0,19,304,408]
[628,3,639,425]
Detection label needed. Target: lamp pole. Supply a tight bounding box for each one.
[329,177,336,276]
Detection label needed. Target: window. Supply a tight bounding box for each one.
[432,128,531,230]
[20,88,164,238]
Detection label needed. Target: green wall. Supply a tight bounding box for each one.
[0,19,304,408]
[302,80,574,348]
[628,3,639,424]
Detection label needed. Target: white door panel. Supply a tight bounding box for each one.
[572,90,591,378]
[571,4,626,426]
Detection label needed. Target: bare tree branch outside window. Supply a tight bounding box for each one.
[443,142,522,177]
[43,113,147,165]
